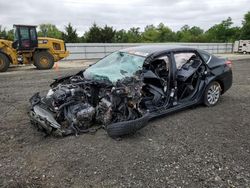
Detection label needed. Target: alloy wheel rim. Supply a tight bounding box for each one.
[207,83,220,105]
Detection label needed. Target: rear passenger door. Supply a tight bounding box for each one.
[171,50,207,101]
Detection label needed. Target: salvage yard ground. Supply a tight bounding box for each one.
[0,55,250,187]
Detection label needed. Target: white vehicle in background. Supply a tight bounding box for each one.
[234,40,250,54]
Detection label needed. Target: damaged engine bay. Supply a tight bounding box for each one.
[30,71,150,137]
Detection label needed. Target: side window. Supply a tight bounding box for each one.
[158,56,170,73]
[174,52,196,69]
[19,27,29,40]
[30,28,37,41]
[150,55,170,80]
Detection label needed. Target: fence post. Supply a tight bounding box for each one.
[84,46,87,59]
[104,45,107,55]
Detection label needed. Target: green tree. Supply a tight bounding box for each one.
[0,26,14,40]
[176,25,190,42]
[230,26,241,41]
[206,17,238,42]
[189,26,204,36]
[176,25,205,42]
[0,25,7,39]
[62,23,79,43]
[38,24,62,39]
[101,25,116,43]
[241,11,250,39]
[84,23,103,42]
[79,35,86,43]
[127,27,142,42]
[142,25,159,42]
[114,29,129,43]
[84,24,116,43]
[6,29,14,40]
[157,23,176,42]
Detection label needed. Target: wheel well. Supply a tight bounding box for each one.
[34,49,49,54]
[35,48,49,51]
[215,79,224,94]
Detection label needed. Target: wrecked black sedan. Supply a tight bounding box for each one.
[29,46,233,137]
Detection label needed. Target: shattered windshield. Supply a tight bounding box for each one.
[84,51,145,83]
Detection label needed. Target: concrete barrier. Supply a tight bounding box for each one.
[65,43,233,60]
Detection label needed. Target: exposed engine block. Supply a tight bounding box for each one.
[30,74,145,136]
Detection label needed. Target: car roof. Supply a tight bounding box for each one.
[120,45,198,57]
[13,24,37,28]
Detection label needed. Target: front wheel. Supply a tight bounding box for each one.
[34,51,54,70]
[0,53,10,72]
[204,81,221,107]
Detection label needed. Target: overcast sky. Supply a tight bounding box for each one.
[0,0,249,35]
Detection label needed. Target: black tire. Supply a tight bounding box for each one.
[0,53,10,72]
[243,51,247,55]
[204,81,221,107]
[34,51,54,70]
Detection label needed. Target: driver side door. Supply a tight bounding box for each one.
[142,54,173,110]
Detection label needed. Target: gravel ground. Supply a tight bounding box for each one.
[0,58,250,188]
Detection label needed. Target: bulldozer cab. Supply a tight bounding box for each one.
[12,25,38,51]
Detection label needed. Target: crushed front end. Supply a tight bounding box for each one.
[29,72,149,137]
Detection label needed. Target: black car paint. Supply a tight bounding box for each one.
[29,46,233,137]
[204,54,233,94]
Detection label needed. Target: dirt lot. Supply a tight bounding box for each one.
[0,58,250,188]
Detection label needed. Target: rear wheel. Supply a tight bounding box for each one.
[34,51,54,70]
[0,53,10,72]
[204,81,221,107]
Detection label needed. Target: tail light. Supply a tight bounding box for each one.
[225,60,232,69]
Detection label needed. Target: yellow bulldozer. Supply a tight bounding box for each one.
[0,25,69,72]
